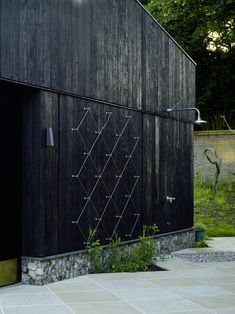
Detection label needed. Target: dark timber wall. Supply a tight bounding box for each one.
[0,0,195,111]
[0,0,195,257]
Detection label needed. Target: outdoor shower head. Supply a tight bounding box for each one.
[194,110,207,125]
[166,107,207,125]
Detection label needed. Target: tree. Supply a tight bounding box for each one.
[140,0,235,129]
[139,0,151,5]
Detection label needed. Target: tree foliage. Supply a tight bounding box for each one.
[140,0,235,129]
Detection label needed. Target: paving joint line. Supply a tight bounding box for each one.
[88,275,144,314]
[45,285,75,314]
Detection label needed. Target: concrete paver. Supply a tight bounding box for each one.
[0,237,235,314]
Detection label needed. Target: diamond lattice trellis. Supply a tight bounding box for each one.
[71,105,142,245]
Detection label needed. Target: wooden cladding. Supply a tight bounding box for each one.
[0,0,195,257]
[0,0,195,113]
[21,90,193,257]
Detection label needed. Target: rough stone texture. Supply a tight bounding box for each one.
[21,228,194,285]
[173,251,235,263]
[156,229,195,254]
[22,254,90,285]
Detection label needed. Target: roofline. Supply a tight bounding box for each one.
[135,0,197,66]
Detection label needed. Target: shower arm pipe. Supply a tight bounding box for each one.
[166,107,207,124]
[167,107,199,114]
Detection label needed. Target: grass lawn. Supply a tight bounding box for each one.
[194,175,235,237]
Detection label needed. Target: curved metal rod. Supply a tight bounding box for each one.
[166,107,207,124]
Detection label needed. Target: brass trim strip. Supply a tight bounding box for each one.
[0,259,18,287]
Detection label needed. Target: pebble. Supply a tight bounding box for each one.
[173,251,235,262]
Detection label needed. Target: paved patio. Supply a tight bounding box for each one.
[1,238,235,314]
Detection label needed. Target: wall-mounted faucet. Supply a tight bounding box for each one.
[166,196,176,204]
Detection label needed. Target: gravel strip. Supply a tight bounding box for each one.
[172,251,235,263]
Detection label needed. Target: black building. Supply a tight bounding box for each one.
[0,0,195,286]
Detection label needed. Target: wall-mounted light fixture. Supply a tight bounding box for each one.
[166,107,207,125]
[46,128,55,147]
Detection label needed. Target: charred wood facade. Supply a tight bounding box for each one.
[0,0,195,258]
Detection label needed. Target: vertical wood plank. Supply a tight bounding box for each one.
[43,0,51,87]
[89,2,96,98]
[35,0,44,85]
[77,2,87,95]
[84,1,91,97]
[59,95,84,251]
[141,12,147,111]
[135,3,142,110]
[71,0,78,93]
[40,91,59,255]
[50,0,59,90]
[19,0,28,82]
[27,0,36,84]
[65,0,73,92]
[110,0,118,103]
[118,0,129,107]
[107,1,114,103]
[143,114,157,226]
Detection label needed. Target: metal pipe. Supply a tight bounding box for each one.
[166,107,207,125]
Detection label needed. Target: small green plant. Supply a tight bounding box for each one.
[159,253,173,261]
[86,228,103,273]
[195,240,209,248]
[125,230,156,272]
[104,235,121,272]
[86,225,159,273]
[194,222,206,231]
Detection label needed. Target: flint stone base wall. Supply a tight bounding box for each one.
[21,228,194,285]
[156,228,195,254]
[21,254,90,286]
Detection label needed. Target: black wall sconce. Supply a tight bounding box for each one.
[46,128,54,147]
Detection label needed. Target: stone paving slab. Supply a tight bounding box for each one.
[1,237,235,314]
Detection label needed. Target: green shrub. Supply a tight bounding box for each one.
[86,228,103,273]
[195,240,209,248]
[86,225,159,273]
